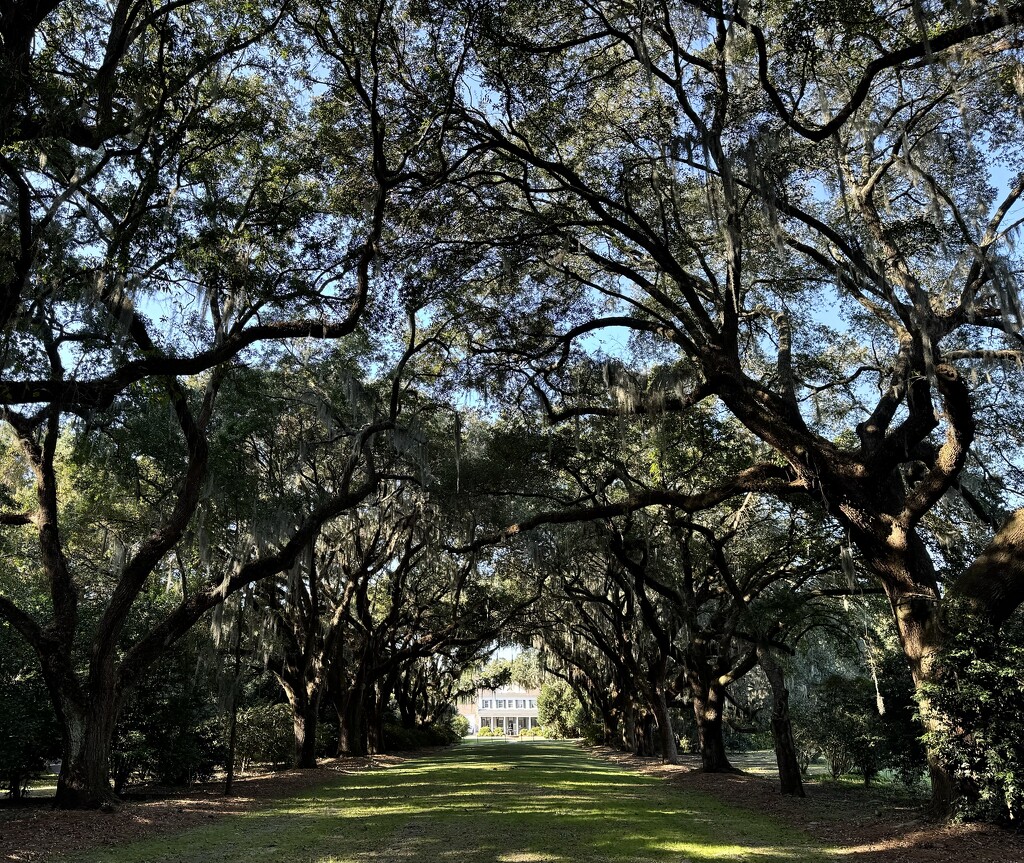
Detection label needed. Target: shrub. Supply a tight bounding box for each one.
[924,604,1024,823]
[538,681,590,738]
[383,718,463,751]
[789,713,821,776]
[382,723,423,750]
[0,622,59,798]
[477,725,493,736]
[112,634,224,790]
[872,644,928,789]
[452,715,470,738]
[848,729,885,785]
[800,676,881,783]
[234,703,294,771]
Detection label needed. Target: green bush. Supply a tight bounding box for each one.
[112,634,224,790]
[382,723,425,750]
[873,645,928,789]
[800,676,883,783]
[924,605,1024,823]
[383,717,463,751]
[538,681,589,738]
[789,710,822,776]
[477,725,493,736]
[452,714,470,738]
[0,621,60,798]
[234,703,294,771]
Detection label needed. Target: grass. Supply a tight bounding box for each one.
[70,740,835,863]
[727,750,927,801]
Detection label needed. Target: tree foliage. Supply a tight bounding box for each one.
[2,0,1024,824]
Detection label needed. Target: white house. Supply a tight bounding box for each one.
[458,686,541,735]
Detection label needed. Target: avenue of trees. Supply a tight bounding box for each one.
[2,0,1024,827]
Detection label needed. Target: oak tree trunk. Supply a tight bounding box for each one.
[851,523,953,814]
[292,693,321,769]
[757,647,804,797]
[691,682,731,772]
[886,583,952,814]
[635,712,656,757]
[367,688,386,754]
[951,508,1024,628]
[55,699,120,809]
[618,704,634,753]
[652,688,680,765]
[336,685,369,757]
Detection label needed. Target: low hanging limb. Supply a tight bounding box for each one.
[950,507,1024,628]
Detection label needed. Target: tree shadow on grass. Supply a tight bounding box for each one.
[70,742,1002,863]
[75,741,828,863]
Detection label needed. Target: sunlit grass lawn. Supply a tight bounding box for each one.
[71,739,834,863]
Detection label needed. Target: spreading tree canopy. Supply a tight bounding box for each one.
[2,0,1024,819]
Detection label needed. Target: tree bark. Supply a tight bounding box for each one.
[849,523,953,813]
[951,507,1024,628]
[621,700,637,753]
[7,771,26,800]
[651,687,680,765]
[366,683,388,754]
[292,692,320,769]
[691,681,732,772]
[599,703,618,747]
[757,647,804,797]
[225,597,245,795]
[634,712,656,757]
[54,698,120,809]
[224,698,240,795]
[887,582,952,814]
[336,683,369,757]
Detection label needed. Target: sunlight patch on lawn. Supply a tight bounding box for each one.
[654,839,822,860]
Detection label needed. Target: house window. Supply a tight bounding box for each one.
[496,699,505,708]
[482,699,491,708]
[528,699,535,708]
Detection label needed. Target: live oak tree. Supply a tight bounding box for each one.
[0,0,292,329]
[393,648,496,730]
[540,534,666,756]
[449,379,847,781]
[0,346,390,805]
[230,356,398,770]
[429,0,1024,812]
[326,481,532,756]
[4,0,1024,819]
[0,0,462,805]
